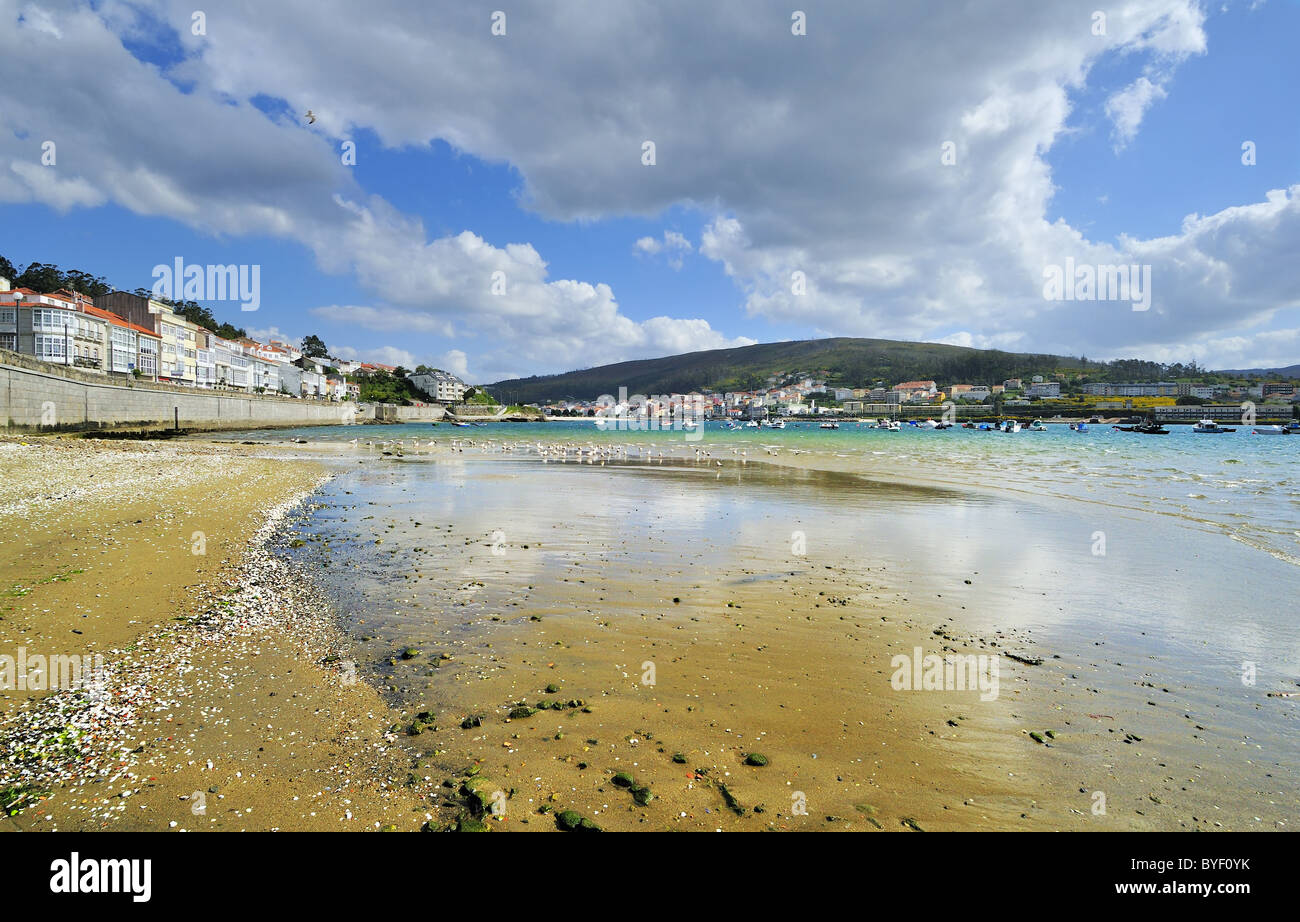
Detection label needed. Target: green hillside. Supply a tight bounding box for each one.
[487,337,1102,403]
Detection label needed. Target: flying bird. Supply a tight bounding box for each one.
[305,110,317,124]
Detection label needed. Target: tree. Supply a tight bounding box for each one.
[301,334,329,358]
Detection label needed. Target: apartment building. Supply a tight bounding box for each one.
[0,288,109,370]
[95,291,199,386]
[407,369,467,403]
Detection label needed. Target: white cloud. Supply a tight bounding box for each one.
[634,231,693,269]
[1105,76,1168,149]
[4,0,1294,377]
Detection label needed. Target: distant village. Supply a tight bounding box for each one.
[540,372,1300,423]
[0,279,468,406]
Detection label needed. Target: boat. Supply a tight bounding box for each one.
[1252,425,1289,435]
[722,421,739,431]
[875,419,901,431]
[998,419,1021,433]
[1114,420,1169,434]
[1026,419,1047,431]
[1192,418,1236,433]
[1069,421,1088,432]
[744,420,760,428]
[819,421,840,429]
[763,419,786,429]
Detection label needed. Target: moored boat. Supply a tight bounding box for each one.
[1192,418,1236,433]
[1252,425,1289,435]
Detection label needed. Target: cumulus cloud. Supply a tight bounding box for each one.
[2,0,1293,374]
[634,231,693,269]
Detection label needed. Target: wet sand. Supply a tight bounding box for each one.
[289,453,1299,831]
[2,435,1295,831]
[0,437,434,831]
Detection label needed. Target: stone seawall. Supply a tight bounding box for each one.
[1,351,364,433]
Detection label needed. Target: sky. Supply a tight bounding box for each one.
[1,0,1298,383]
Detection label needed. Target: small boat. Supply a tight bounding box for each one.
[1114,420,1169,434]
[1069,421,1088,432]
[744,420,761,428]
[722,421,739,431]
[819,421,840,429]
[763,419,785,429]
[998,419,1022,433]
[1252,425,1289,435]
[1026,419,1047,431]
[1192,418,1236,433]
[875,419,901,431]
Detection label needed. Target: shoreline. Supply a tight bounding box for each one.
[0,436,435,830]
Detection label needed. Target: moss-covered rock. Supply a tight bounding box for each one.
[611,772,635,788]
[508,706,536,720]
[744,752,769,767]
[555,809,602,832]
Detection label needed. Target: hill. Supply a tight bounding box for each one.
[1215,364,1300,379]
[487,337,1102,403]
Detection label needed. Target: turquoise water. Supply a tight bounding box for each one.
[222,419,1300,568]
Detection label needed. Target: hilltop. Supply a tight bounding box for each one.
[486,337,1104,403]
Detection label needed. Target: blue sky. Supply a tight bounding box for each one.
[2,0,1298,381]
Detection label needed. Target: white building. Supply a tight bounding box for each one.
[408,369,467,403]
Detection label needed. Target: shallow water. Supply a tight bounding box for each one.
[230,418,1300,567]
[276,451,1300,808]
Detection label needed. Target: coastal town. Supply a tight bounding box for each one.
[543,373,1300,424]
[0,277,467,408]
[1,273,1296,430]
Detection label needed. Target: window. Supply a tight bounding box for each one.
[32,308,74,332]
[0,333,14,349]
[0,309,15,324]
[35,334,67,361]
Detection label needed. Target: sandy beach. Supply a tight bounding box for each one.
[2,432,1295,832]
[0,437,434,831]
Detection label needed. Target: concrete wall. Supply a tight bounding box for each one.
[1,349,366,433]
